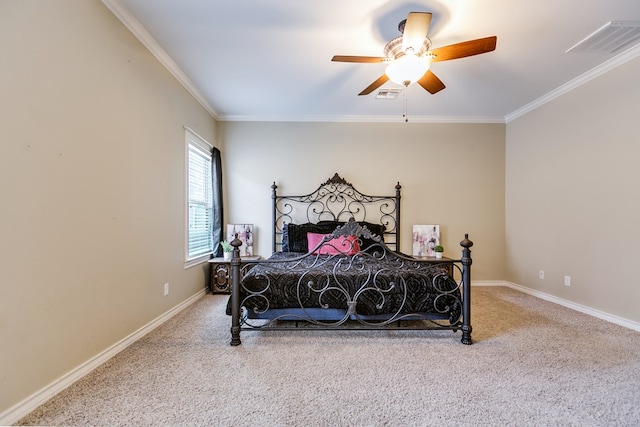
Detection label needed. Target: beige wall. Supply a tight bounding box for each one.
[220,121,506,280]
[506,56,640,323]
[0,1,216,413]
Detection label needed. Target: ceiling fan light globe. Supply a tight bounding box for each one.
[385,54,430,86]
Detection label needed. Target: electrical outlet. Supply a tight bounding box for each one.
[564,276,571,287]
[164,283,169,296]
[539,270,545,279]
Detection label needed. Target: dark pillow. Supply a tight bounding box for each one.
[357,222,386,251]
[282,223,290,252]
[282,222,341,252]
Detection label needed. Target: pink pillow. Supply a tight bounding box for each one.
[307,232,361,255]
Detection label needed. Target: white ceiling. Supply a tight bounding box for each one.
[105,0,640,123]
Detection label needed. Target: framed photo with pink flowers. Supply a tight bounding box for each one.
[412,225,439,257]
[226,224,254,256]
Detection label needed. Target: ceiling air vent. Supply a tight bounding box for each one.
[376,89,400,99]
[567,21,640,53]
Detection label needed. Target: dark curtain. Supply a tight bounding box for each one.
[211,147,224,257]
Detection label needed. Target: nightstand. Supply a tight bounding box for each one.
[412,256,455,277]
[208,255,262,294]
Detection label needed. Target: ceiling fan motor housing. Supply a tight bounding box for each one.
[384,36,432,59]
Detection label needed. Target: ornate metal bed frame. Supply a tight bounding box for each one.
[271,173,402,252]
[228,174,473,346]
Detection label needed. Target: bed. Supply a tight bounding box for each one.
[227,174,473,345]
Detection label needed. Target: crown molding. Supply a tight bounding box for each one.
[505,43,640,123]
[218,114,506,124]
[101,0,219,119]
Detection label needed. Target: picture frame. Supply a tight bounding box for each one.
[412,225,439,257]
[226,224,254,256]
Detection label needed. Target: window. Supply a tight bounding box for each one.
[186,128,213,265]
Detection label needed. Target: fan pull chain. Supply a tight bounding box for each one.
[403,88,409,122]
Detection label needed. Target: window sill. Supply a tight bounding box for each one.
[185,254,211,269]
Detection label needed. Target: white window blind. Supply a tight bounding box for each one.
[186,130,213,261]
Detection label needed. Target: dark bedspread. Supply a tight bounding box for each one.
[226,251,462,323]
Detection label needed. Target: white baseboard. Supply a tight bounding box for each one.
[491,281,640,333]
[471,280,505,287]
[0,289,206,426]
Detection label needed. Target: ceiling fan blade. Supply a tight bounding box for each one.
[417,70,446,94]
[429,36,497,62]
[358,74,390,96]
[332,55,387,63]
[402,12,432,54]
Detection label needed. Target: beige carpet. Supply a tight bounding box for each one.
[17,287,640,426]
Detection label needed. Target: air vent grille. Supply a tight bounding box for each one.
[567,21,640,53]
[376,89,400,99]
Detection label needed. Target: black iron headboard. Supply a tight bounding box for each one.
[272,173,402,253]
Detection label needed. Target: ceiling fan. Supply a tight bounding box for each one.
[332,12,497,96]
